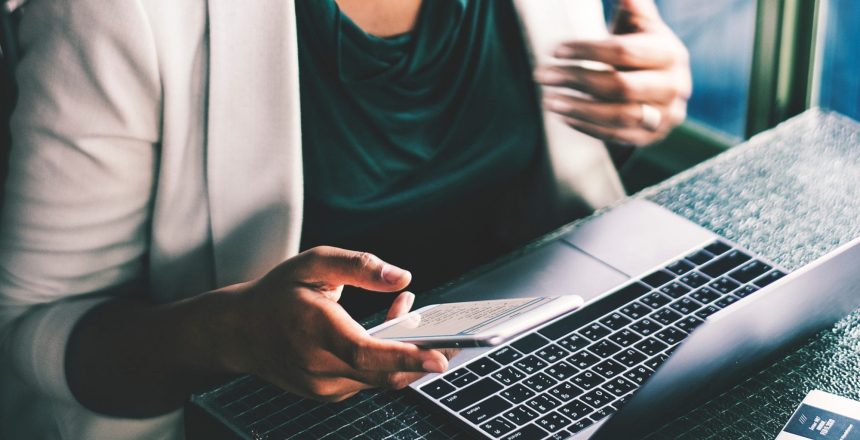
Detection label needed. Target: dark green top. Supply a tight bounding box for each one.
[297,0,542,313]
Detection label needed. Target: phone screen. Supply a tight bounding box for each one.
[371,297,559,340]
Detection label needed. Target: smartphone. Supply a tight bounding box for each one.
[367,296,583,348]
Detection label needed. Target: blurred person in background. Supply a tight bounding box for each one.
[0,0,689,438]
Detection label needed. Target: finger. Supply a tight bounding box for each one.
[535,67,688,103]
[290,246,412,292]
[306,349,428,390]
[386,291,416,321]
[542,94,648,129]
[555,34,679,70]
[562,116,657,147]
[612,0,663,33]
[320,299,450,374]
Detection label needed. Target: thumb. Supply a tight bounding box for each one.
[612,0,663,34]
[290,246,412,293]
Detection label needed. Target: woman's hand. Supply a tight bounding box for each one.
[534,0,691,147]
[225,246,450,402]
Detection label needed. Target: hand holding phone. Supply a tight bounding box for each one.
[368,296,584,348]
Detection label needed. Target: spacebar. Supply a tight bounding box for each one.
[439,378,502,412]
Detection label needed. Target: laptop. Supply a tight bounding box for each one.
[196,198,860,439]
[404,199,860,439]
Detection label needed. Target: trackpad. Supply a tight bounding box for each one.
[435,241,629,304]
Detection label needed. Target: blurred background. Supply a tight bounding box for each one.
[603,0,860,192]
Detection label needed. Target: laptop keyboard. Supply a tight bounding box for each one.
[417,240,787,439]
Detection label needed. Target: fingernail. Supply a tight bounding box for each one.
[382,264,410,284]
[404,292,415,309]
[422,359,447,373]
[543,97,569,113]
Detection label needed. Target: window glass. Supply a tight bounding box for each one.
[603,0,757,139]
[816,0,860,121]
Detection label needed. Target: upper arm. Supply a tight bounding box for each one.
[0,0,161,319]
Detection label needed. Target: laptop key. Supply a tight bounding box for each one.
[501,423,549,440]
[603,377,637,396]
[501,384,535,404]
[624,365,654,384]
[481,416,517,437]
[489,347,523,365]
[630,318,662,336]
[642,270,675,288]
[536,411,573,432]
[660,282,691,299]
[440,378,503,411]
[449,370,478,387]
[569,417,596,434]
[669,297,702,315]
[420,380,456,399]
[462,395,513,424]
[560,400,593,420]
[493,367,526,386]
[522,373,557,393]
[593,359,626,378]
[695,305,721,319]
[467,358,502,377]
[701,250,751,277]
[504,405,540,426]
[608,329,642,347]
[635,338,669,356]
[709,276,741,294]
[548,381,584,402]
[640,292,672,309]
[511,333,550,354]
[620,302,652,320]
[549,430,573,440]
[665,259,695,276]
[572,371,604,390]
[686,249,715,265]
[715,294,740,308]
[558,334,590,352]
[588,339,623,357]
[535,345,569,364]
[680,271,710,288]
[613,348,647,367]
[599,312,632,330]
[735,285,759,298]
[755,270,787,287]
[704,241,731,255]
[592,406,615,420]
[729,260,772,283]
[525,394,562,414]
[690,286,721,304]
[568,351,601,369]
[581,388,612,408]
[674,316,704,333]
[579,323,612,341]
[646,354,669,370]
[655,327,688,345]
[545,361,578,381]
[515,356,548,375]
[651,308,683,325]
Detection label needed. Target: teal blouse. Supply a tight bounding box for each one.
[297,0,542,310]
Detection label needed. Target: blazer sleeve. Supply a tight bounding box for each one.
[0,0,160,404]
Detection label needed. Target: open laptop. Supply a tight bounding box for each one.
[196,198,860,439]
[403,198,860,439]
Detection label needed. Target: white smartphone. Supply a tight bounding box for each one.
[367,296,584,348]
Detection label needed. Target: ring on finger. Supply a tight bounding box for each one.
[640,103,662,131]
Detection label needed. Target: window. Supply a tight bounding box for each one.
[815,0,860,121]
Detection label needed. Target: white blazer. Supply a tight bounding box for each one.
[0,0,623,438]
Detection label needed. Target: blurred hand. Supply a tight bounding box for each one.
[534,0,691,147]
[227,246,451,402]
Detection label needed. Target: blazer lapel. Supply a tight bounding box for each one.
[206,0,304,287]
